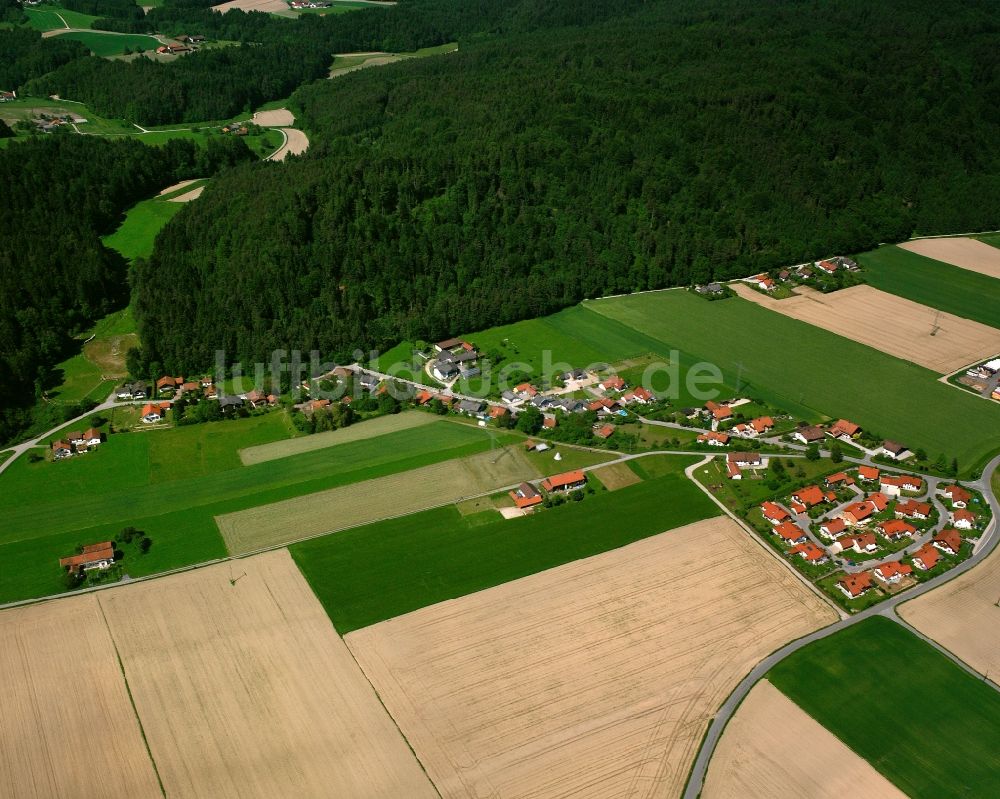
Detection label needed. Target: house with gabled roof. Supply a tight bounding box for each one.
[793,425,825,444]
[141,403,168,423]
[951,509,976,530]
[791,485,824,508]
[841,500,874,526]
[594,424,615,440]
[509,482,542,509]
[874,560,912,584]
[59,541,115,574]
[940,485,971,508]
[774,522,807,544]
[858,465,880,482]
[837,532,877,553]
[824,472,854,487]
[879,474,924,497]
[697,431,729,447]
[761,501,789,524]
[601,375,625,392]
[879,440,912,461]
[827,419,861,441]
[894,499,931,520]
[819,518,846,540]
[933,528,963,555]
[877,519,917,541]
[912,543,940,571]
[541,470,587,493]
[838,571,873,599]
[788,542,828,563]
[704,400,732,420]
[51,440,73,459]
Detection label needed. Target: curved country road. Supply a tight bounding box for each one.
[681,452,1000,799]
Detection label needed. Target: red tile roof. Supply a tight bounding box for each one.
[788,542,826,561]
[839,571,873,597]
[842,501,873,522]
[942,485,972,504]
[793,485,824,507]
[934,528,963,553]
[876,561,912,580]
[761,502,789,522]
[541,470,587,492]
[594,424,615,439]
[751,416,774,432]
[912,543,940,570]
[489,405,509,418]
[821,518,846,535]
[602,376,624,390]
[895,499,931,517]
[878,519,916,538]
[775,521,807,542]
[858,465,880,481]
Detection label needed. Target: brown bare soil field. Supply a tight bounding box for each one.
[347,517,836,799]
[733,283,1000,373]
[167,185,204,202]
[213,0,288,13]
[157,178,199,196]
[0,595,162,799]
[217,445,540,553]
[702,679,906,799]
[100,550,437,799]
[252,108,295,127]
[83,332,138,375]
[239,410,438,465]
[267,128,309,161]
[899,540,1000,678]
[592,460,642,490]
[899,237,1000,279]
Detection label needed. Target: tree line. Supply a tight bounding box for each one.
[131,0,1000,374]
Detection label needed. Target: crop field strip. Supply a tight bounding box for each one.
[898,237,1000,280]
[585,291,1000,471]
[218,444,541,554]
[346,517,836,799]
[856,244,1000,330]
[731,283,1000,373]
[702,679,907,799]
[769,617,1000,799]
[291,460,713,632]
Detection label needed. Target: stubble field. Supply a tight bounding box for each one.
[702,679,906,799]
[217,444,540,553]
[732,283,1000,373]
[899,237,1000,280]
[0,595,162,799]
[346,516,836,799]
[100,550,437,799]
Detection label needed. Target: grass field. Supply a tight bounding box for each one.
[976,232,1000,249]
[102,194,185,262]
[587,292,1000,472]
[0,97,136,136]
[769,617,1000,799]
[855,245,1000,329]
[23,5,99,30]
[0,417,501,602]
[329,42,457,78]
[290,460,714,633]
[52,30,162,56]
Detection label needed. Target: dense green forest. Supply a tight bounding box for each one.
[0,136,254,444]
[0,0,24,24]
[132,0,1000,373]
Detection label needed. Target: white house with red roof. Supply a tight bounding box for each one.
[874,560,912,584]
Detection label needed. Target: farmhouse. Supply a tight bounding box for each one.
[874,561,912,584]
[761,502,789,524]
[819,518,846,539]
[180,381,200,393]
[728,451,763,469]
[815,259,839,275]
[697,431,729,446]
[837,532,877,554]
[116,381,150,400]
[0,90,15,102]
[827,419,861,440]
[933,528,963,555]
[838,571,873,599]
[141,403,168,423]
[912,543,940,571]
[621,386,653,404]
[941,485,972,507]
[51,439,73,459]
[879,440,912,461]
[788,542,828,563]
[791,485,824,509]
[59,541,115,574]
[540,470,587,493]
[877,519,917,541]
[774,522,808,544]
[156,375,184,393]
[951,509,976,530]
[705,400,732,420]
[82,427,102,447]
[879,474,924,496]
[745,272,776,291]
[858,465,880,482]
[509,482,543,510]
[793,425,825,444]
[594,424,615,440]
[894,499,931,520]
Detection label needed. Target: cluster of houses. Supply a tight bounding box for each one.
[50,428,102,459]
[155,43,191,55]
[508,470,588,510]
[0,90,15,103]
[32,112,87,133]
[743,256,860,293]
[221,122,249,136]
[289,0,331,7]
[431,339,481,382]
[964,357,1000,401]
[59,541,114,575]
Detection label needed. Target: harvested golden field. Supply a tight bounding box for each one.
[702,679,906,799]
[251,108,295,127]
[899,237,1000,279]
[167,186,204,202]
[347,517,836,799]
[239,410,439,465]
[213,0,289,13]
[218,446,539,554]
[899,540,1000,678]
[0,595,161,799]
[100,550,437,799]
[591,460,641,490]
[733,283,1000,373]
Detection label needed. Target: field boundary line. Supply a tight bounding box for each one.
[95,594,167,798]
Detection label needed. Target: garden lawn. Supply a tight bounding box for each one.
[587,292,1000,474]
[290,462,715,633]
[855,245,1000,330]
[769,617,1000,799]
[54,31,162,57]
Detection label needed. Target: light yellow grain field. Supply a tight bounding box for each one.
[702,679,906,799]
[99,550,437,799]
[238,409,440,465]
[346,517,836,799]
[591,460,642,490]
[0,595,162,799]
[733,283,1000,373]
[218,445,539,554]
[899,237,1000,279]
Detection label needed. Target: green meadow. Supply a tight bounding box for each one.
[23,6,99,31]
[291,456,713,633]
[0,416,504,602]
[855,244,1000,329]
[102,192,189,262]
[586,291,1000,473]
[53,30,162,57]
[769,617,1000,799]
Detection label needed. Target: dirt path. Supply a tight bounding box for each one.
[157,179,200,196]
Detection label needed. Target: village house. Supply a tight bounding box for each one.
[218,395,244,413]
[837,532,877,554]
[157,375,184,394]
[791,485,825,509]
[933,528,963,555]
[141,403,169,423]
[180,381,200,394]
[838,571,873,599]
[819,518,846,540]
[489,406,509,421]
[726,451,764,479]
[858,465,880,482]
[116,382,150,400]
[826,419,861,441]
[950,509,976,530]
[621,386,654,404]
[541,470,587,493]
[695,282,726,296]
[697,431,729,447]
[841,500,874,526]
[761,501,789,524]
[879,440,912,461]
[704,400,732,421]
[0,90,16,102]
[879,474,924,496]
[733,416,774,438]
[509,482,542,510]
[594,424,615,440]
[542,416,557,429]
[894,499,931,520]
[874,560,912,584]
[774,521,808,544]
[51,440,73,459]
[877,519,917,541]
[457,399,485,416]
[310,398,331,412]
[941,484,971,508]
[824,472,854,488]
[745,272,776,291]
[788,542,828,563]
[912,543,940,571]
[559,368,590,383]
[601,375,626,392]
[59,541,115,574]
[358,372,380,392]
[793,425,825,445]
